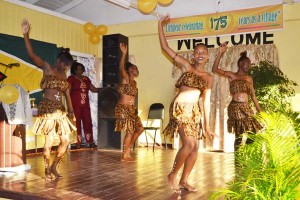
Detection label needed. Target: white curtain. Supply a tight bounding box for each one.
[172,44,279,152]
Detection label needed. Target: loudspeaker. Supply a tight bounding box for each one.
[98,87,121,150]
[98,119,121,150]
[98,87,120,119]
[103,34,128,87]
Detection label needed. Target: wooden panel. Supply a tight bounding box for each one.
[0,148,235,199]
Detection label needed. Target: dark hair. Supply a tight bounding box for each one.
[125,62,135,72]
[70,61,85,75]
[56,48,73,66]
[238,51,250,64]
[194,43,208,50]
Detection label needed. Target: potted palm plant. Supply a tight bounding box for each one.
[210,61,300,200]
[249,61,297,113]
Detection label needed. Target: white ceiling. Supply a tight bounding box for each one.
[13,0,300,25]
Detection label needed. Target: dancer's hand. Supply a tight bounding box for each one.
[67,111,75,121]
[21,19,30,35]
[218,41,228,55]
[119,43,127,54]
[159,14,170,25]
[204,127,220,140]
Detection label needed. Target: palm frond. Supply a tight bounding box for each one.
[210,112,300,200]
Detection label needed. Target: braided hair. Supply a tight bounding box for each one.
[56,48,73,66]
[237,51,250,65]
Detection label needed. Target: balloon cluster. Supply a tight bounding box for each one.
[0,85,19,104]
[138,0,173,14]
[84,23,108,44]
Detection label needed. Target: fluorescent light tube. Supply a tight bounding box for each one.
[106,0,131,9]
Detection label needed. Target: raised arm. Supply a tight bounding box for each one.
[248,77,262,113]
[212,42,231,77]
[158,15,190,70]
[119,43,129,82]
[21,19,47,69]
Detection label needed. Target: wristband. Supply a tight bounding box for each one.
[173,54,178,61]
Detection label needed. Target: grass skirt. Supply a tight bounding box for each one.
[32,98,77,136]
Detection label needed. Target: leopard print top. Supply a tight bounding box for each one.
[175,71,207,92]
[230,79,250,95]
[40,75,69,92]
[118,83,138,97]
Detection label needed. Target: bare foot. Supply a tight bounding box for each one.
[121,155,135,162]
[45,174,53,181]
[45,169,53,181]
[167,173,180,193]
[179,182,197,192]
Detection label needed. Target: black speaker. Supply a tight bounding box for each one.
[98,87,121,150]
[98,87,120,119]
[98,119,121,150]
[103,34,128,87]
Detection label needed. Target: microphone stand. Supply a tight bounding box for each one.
[0,62,10,68]
[0,62,16,85]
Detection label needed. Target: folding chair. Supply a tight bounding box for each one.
[142,103,165,152]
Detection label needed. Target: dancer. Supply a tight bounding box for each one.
[21,19,76,180]
[158,15,216,193]
[114,43,144,162]
[212,43,262,150]
[68,61,98,149]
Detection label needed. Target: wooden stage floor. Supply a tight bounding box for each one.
[0,147,235,200]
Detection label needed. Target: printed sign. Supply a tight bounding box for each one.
[165,4,283,40]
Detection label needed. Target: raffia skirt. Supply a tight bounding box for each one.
[114,104,143,133]
[227,100,262,136]
[32,98,77,136]
[162,100,202,139]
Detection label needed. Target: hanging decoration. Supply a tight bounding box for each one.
[138,0,157,14]
[157,0,173,6]
[0,85,19,104]
[83,22,108,45]
[84,22,96,34]
[137,0,173,14]
[90,33,101,44]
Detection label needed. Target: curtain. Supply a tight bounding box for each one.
[172,44,279,152]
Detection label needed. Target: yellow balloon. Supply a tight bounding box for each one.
[157,0,173,6]
[0,85,19,104]
[96,25,108,35]
[89,33,100,44]
[138,0,157,14]
[84,22,96,34]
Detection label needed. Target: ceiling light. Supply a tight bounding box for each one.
[106,0,131,9]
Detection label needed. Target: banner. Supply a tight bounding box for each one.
[165,4,283,40]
